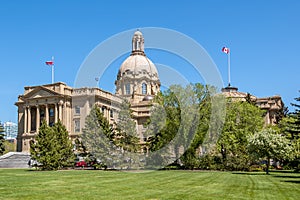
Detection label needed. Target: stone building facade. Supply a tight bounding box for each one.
[15,31,160,152]
[221,85,283,125]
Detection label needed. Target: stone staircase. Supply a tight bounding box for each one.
[0,152,31,168]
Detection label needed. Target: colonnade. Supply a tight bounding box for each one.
[23,101,64,133]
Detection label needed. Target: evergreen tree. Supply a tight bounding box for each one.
[81,105,117,168]
[0,123,5,155]
[114,100,139,153]
[289,94,300,140]
[52,121,75,168]
[279,92,300,170]
[114,100,140,169]
[30,120,74,170]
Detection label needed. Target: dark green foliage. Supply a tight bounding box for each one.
[279,92,300,171]
[146,83,218,169]
[217,100,265,171]
[144,84,269,170]
[51,121,75,168]
[30,120,74,170]
[81,105,117,168]
[147,90,180,152]
[114,100,139,153]
[82,102,141,169]
[0,123,5,155]
[287,94,300,141]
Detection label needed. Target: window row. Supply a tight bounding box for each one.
[125,83,148,95]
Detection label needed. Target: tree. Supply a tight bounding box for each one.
[0,123,5,155]
[30,120,74,170]
[217,100,265,170]
[114,100,139,153]
[114,100,141,169]
[4,140,16,154]
[180,84,219,169]
[247,128,294,174]
[81,105,117,168]
[51,121,75,168]
[146,83,218,169]
[279,92,300,170]
[288,94,300,148]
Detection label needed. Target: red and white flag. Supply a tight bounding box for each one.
[222,47,230,54]
[45,60,54,66]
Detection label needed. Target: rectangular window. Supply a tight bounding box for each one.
[125,84,130,95]
[75,106,80,115]
[142,83,147,94]
[49,108,54,117]
[74,119,80,132]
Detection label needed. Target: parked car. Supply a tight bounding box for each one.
[74,156,95,168]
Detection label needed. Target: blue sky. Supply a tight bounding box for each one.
[1,0,300,123]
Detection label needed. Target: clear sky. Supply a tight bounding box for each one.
[1,0,300,123]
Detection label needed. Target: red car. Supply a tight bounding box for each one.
[75,157,94,168]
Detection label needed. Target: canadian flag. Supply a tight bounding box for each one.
[222,47,230,54]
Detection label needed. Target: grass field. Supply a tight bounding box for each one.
[0,169,299,200]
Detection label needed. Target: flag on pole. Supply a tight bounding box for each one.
[45,60,54,66]
[222,47,230,54]
[45,57,55,84]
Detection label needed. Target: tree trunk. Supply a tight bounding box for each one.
[266,157,270,175]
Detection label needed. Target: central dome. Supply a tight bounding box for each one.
[118,54,159,81]
[115,30,160,98]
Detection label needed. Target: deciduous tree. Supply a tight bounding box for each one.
[247,127,294,174]
[217,100,264,170]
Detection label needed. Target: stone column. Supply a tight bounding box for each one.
[58,100,63,121]
[65,102,69,132]
[23,106,27,134]
[107,108,111,123]
[36,105,40,133]
[105,107,108,119]
[54,103,58,123]
[45,104,49,125]
[27,106,31,133]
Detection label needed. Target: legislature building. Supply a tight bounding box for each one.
[15,30,283,153]
[15,30,160,152]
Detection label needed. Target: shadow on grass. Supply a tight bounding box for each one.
[232,170,299,176]
[269,170,299,174]
[273,175,300,179]
[231,172,267,176]
[282,180,300,184]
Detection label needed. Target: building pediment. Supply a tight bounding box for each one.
[23,86,61,99]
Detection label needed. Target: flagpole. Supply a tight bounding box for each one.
[228,51,231,86]
[52,56,54,84]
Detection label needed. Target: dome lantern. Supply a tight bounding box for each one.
[131,30,145,56]
[115,30,160,100]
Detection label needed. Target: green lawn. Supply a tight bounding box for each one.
[0,169,299,200]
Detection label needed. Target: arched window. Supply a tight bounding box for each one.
[125,83,131,95]
[142,83,147,94]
